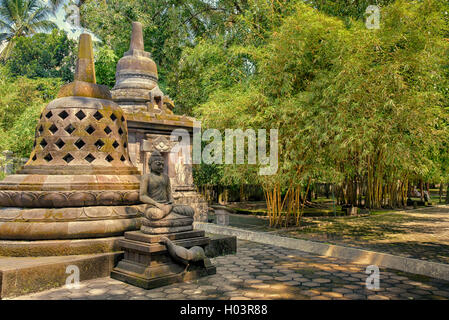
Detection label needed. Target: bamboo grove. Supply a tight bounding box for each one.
[194,0,449,226]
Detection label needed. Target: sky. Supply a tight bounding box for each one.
[46,0,98,40]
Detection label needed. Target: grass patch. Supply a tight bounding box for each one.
[290,211,424,241]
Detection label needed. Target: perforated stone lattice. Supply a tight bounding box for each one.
[29,107,132,166]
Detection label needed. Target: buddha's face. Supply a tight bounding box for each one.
[150,156,164,174]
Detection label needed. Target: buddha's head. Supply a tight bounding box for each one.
[149,150,164,174]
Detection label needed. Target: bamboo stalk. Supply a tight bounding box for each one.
[297,177,311,226]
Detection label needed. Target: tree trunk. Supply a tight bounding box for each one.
[324,183,330,199]
[446,183,449,204]
[420,180,424,202]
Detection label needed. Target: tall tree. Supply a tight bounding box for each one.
[0,0,62,61]
[79,0,255,105]
[195,0,449,216]
[6,29,76,81]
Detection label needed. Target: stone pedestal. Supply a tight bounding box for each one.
[111,230,216,289]
[2,150,13,175]
[346,206,358,216]
[211,205,230,226]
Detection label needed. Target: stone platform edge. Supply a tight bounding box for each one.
[0,233,236,299]
[194,222,449,282]
[0,252,123,299]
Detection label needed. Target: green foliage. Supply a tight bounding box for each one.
[6,29,76,82]
[79,0,284,112]
[0,101,42,157]
[176,38,258,115]
[94,45,119,88]
[194,0,449,205]
[193,163,224,187]
[0,68,60,157]
[309,0,394,24]
[0,0,447,209]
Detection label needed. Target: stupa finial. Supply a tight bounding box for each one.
[75,33,96,83]
[129,22,144,51]
[58,33,111,99]
[112,21,159,112]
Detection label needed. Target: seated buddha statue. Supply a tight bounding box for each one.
[139,150,195,234]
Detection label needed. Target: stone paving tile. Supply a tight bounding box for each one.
[8,239,449,300]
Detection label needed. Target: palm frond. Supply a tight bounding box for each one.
[21,2,55,34]
[25,0,41,14]
[0,32,11,41]
[0,37,15,61]
[27,5,51,24]
[26,19,57,33]
[0,0,19,26]
[0,0,63,60]
[0,19,14,32]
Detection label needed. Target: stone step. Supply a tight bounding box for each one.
[0,252,122,299]
[0,236,123,257]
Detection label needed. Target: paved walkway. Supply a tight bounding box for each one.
[10,240,449,300]
[228,205,449,265]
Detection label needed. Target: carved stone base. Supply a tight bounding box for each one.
[110,230,216,289]
[0,205,144,240]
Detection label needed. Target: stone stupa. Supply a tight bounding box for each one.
[0,34,143,256]
[111,21,164,114]
[111,22,208,223]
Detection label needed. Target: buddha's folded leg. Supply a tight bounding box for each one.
[144,205,167,220]
[171,205,195,217]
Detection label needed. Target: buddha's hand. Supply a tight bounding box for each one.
[157,203,172,216]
